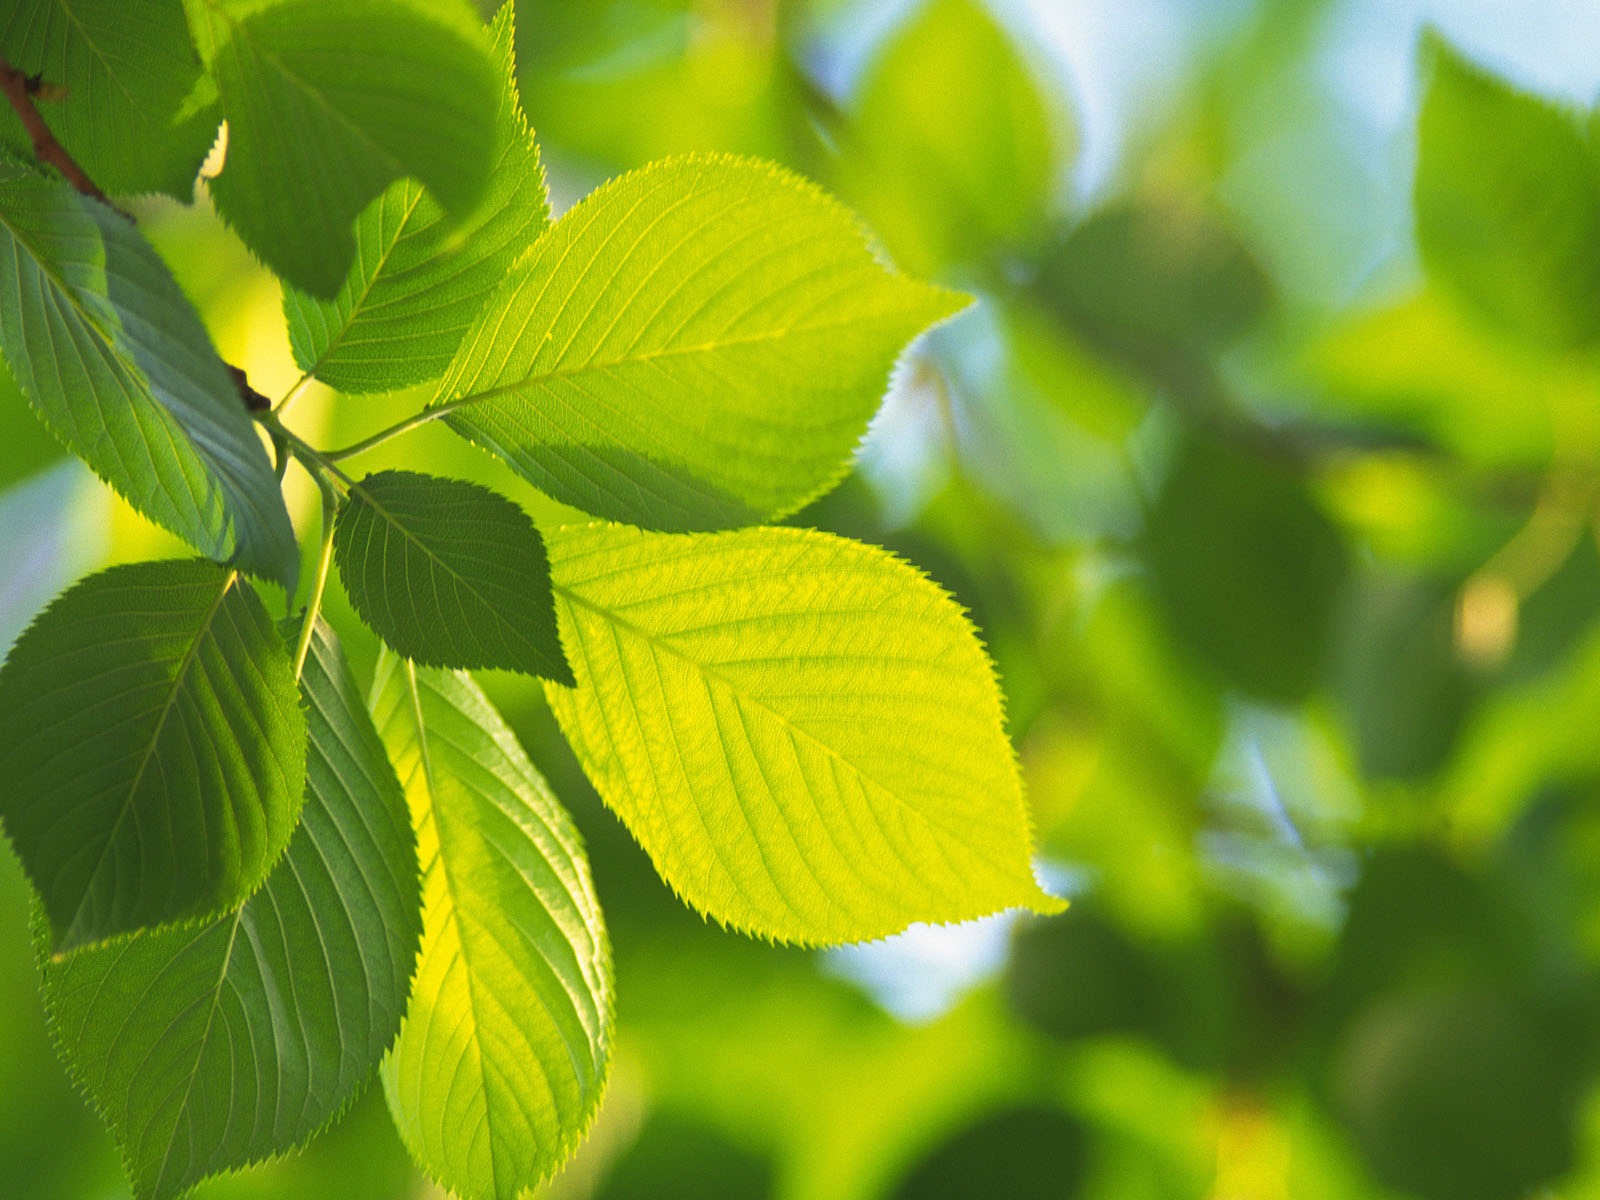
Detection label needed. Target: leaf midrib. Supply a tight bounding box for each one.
[551,580,968,840]
[62,569,237,945]
[434,298,939,416]
[350,479,555,674]
[402,661,505,1199]
[304,183,427,377]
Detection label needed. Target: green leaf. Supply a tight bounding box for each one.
[1144,435,1349,704]
[433,154,966,531]
[0,559,306,952]
[0,0,218,199]
[1415,34,1600,348]
[543,523,1062,944]
[837,0,1070,278]
[188,0,500,296]
[371,655,611,1200]
[40,620,421,1200]
[0,162,299,588]
[1032,199,1269,377]
[334,470,571,683]
[282,2,548,392]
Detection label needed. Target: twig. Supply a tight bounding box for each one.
[0,54,272,415]
[0,55,125,216]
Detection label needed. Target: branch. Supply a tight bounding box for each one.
[0,56,125,215]
[0,55,273,416]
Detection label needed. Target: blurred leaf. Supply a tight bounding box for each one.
[1330,990,1577,1200]
[0,559,305,952]
[40,621,420,1200]
[544,522,1062,943]
[0,161,300,589]
[886,1105,1087,1200]
[1033,198,1269,380]
[1415,34,1600,349]
[1317,849,1527,1038]
[1333,575,1476,779]
[1006,910,1150,1042]
[0,0,217,199]
[334,470,572,683]
[941,305,1144,546]
[189,0,499,296]
[1145,435,1348,704]
[596,1113,775,1200]
[371,655,613,1200]
[514,1,805,167]
[434,154,964,531]
[283,3,549,392]
[838,0,1071,278]
[1301,293,1567,470]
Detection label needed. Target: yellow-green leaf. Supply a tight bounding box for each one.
[372,655,612,1200]
[433,154,965,531]
[544,523,1062,945]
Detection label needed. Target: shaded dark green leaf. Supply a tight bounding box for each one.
[334,470,571,683]
[40,620,421,1200]
[0,559,305,951]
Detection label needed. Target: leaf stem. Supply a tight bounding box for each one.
[273,370,314,417]
[261,412,356,492]
[292,475,338,680]
[322,406,450,462]
[0,56,125,215]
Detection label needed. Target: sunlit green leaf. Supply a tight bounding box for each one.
[0,161,299,589]
[544,522,1062,944]
[433,154,965,531]
[0,559,305,952]
[1415,34,1600,348]
[40,620,421,1200]
[838,0,1070,277]
[282,2,549,391]
[334,470,571,683]
[0,0,218,199]
[187,0,499,296]
[371,655,611,1200]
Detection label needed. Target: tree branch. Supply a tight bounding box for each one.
[0,55,273,416]
[0,56,124,214]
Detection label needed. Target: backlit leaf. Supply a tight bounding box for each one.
[544,522,1062,944]
[188,0,499,296]
[371,655,611,1200]
[0,161,299,589]
[40,621,421,1200]
[334,470,571,683]
[838,0,1070,277]
[1415,34,1600,348]
[433,154,965,531]
[282,2,548,392]
[0,559,305,952]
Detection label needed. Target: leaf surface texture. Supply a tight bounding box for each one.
[190,0,499,295]
[372,655,612,1200]
[335,470,571,683]
[282,2,548,391]
[41,621,421,1200]
[0,0,218,198]
[434,154,964,531]
[0,558,305,952]
[544,523,1062,944]
[0,162,299,588]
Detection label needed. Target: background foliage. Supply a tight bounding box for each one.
[5,0,1600,1197]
